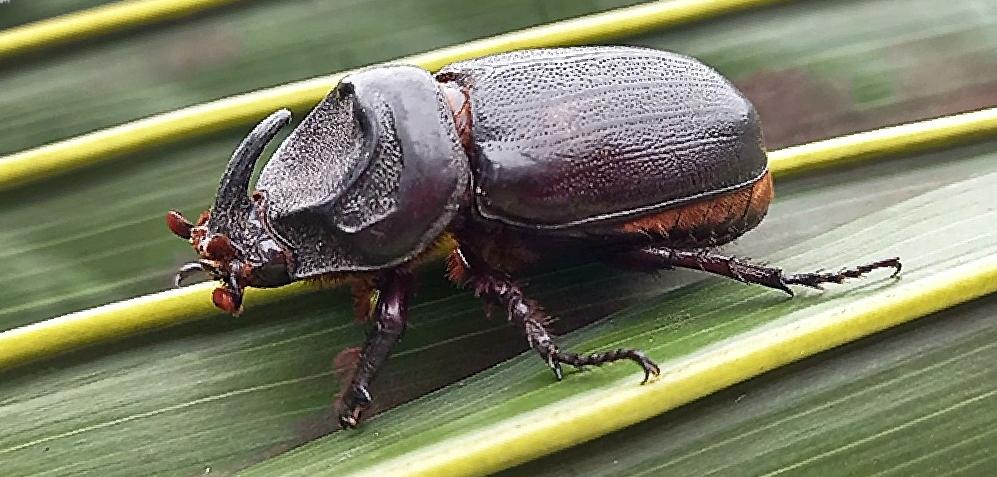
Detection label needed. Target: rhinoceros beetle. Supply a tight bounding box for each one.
[167,46,901,428]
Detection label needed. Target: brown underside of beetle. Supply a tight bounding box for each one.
[446,170,774,278]
[620,170,774,248]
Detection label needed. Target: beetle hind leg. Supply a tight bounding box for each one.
[618,246,901,294]
[451,248,661,383]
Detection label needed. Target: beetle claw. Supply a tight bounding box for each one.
[633,351,660,384]
[339,385,372,429]
[775,280,795,297]
[339,414,358,429]
[548,355,564,381]
[888,258,903,277]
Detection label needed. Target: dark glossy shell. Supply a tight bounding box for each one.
[257,65,469,277]
[437,46,767,230]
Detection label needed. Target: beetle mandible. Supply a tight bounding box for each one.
[166,46,901,428]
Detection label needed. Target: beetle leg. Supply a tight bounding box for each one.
[522,314,660,383]
[622,247,901,295]
[454,248,660,383]
[337,268,414,429]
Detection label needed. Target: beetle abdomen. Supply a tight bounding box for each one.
[438,46,767,230]
[620,170,773,248]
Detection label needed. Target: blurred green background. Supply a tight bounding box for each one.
[1,0,996,475]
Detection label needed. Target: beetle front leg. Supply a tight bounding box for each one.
[621,247,901,295]
[451,248,660,383]
[338,268,414,429]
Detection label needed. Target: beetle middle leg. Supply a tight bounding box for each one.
[337,268,414,429]
[618,246,901,295]
[450,247,660,383]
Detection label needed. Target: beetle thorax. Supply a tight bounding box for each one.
[254,65,471,278]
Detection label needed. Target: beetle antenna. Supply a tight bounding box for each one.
[214,109,292,211]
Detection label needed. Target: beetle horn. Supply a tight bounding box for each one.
[214,109,292,211]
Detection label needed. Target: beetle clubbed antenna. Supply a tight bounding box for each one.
[166,210,194,239]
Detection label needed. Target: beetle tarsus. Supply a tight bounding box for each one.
[782,257,902,289]
[626,247,902,294]
[548,345,661,384]
[522,306,660,383]
[337,269,413,429]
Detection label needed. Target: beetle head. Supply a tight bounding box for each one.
[167,110,294,315]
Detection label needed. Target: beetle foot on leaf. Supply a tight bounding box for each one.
[781,257,902,290]
[517,290,660,384]
[456,248,661,384]
[546,352,564,381]
[335,270,414,429]
[338,385,373,429]
[545,346,661,385]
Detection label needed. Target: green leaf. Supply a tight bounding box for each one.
[500,298,997,477]
[0,0,110,29]
[237,145,997,477]
[3,142,995,476]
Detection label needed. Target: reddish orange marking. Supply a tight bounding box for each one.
[440,83,474,158]
[446,248,469,284]
[622,171,774,246]
[748,170,774,219]
[443,229,539,285]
